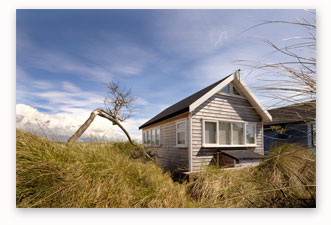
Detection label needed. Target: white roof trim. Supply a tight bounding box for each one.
[189,71,272,122]
[233,77,272,122]
[189,73,235,112]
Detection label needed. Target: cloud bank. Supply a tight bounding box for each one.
[16,104,145,143]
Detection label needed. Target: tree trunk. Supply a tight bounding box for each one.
[67,109,101,143]
[66,108,153,160]
[67,108,132,144]
[97,109,134,145]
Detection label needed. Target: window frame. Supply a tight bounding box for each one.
[156,128,160,146]
[245,122,257,146]
[232,121,245,145]
[202,119,257,147]
[143,131,147,145]
[147,130,151,145]
[219,83,245,99]
[202,119,219,147]
[176,119,187,147]
[143,126,161,147]
[219,121,231,145]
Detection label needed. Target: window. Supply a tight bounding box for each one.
[177,132,185,144]
[219,122,231,145]
[147,130,151,145]
[143,127,161,146]
[176,120,187,147]
[246,124,256,144]
[233,123,244,145]
[156,129,160,145]
[151,129,155,145]
[219,83,242,97]
[205,121,217,144]
[203,120,256,146]
[220,85,230,94]
[143,132,147,144]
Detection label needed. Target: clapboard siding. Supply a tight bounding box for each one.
[145,117,189,171]
[191,93,263,172]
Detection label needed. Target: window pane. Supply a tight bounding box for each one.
[143,132,146,144]
[151,129,155,145]
[177,132,185,145]
[220,85,230,94]
[205,122,217,144]
[232,86,241,96]
[246,124,255,144]
[177,121,185,130]
[147,130,151,144]
[219,122,231,145]
[156,129,160,145]
[233,123,244,145]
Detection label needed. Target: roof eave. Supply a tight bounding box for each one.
[139,107,189,130]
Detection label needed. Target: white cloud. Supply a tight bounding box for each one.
[83,32,156,76]
[135,97,149,106]
[32,80,56,90]
[152,11,232,57]
[17,32,156,82]
[184,42,272,87]
[30,90,104,114]
[210,29,229,49]
[62,81,81,93]
[16,104,146,142]
[17,67,57,91]
[17,35,111,82]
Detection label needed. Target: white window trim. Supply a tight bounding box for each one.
[202,119,257,147]
[176,119,187,147]
[143,126,161,147]
[202,119,219,147]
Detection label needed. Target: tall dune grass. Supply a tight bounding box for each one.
[16,129,190,208]
[189,144,316,208]
[16,129,315,208]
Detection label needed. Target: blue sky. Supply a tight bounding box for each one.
[16,9,314,141]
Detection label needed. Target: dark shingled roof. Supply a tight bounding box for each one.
[139,74,232,129]
[220,150,264,160]
[266,101,316,125]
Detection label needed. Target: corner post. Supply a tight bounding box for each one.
[188,112,193,172]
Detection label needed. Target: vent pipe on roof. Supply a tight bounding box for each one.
[235,69,241,80]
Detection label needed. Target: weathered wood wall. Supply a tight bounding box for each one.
[191,93,263,172]
[144,117,189,171]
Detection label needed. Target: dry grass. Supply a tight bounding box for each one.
[16,129,315,208]
[189,144,316,208]
[16,129,190,208]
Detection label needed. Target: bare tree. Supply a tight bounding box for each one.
[103,81,136,122]
[67,82,143,152]
[238,10,316,113]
